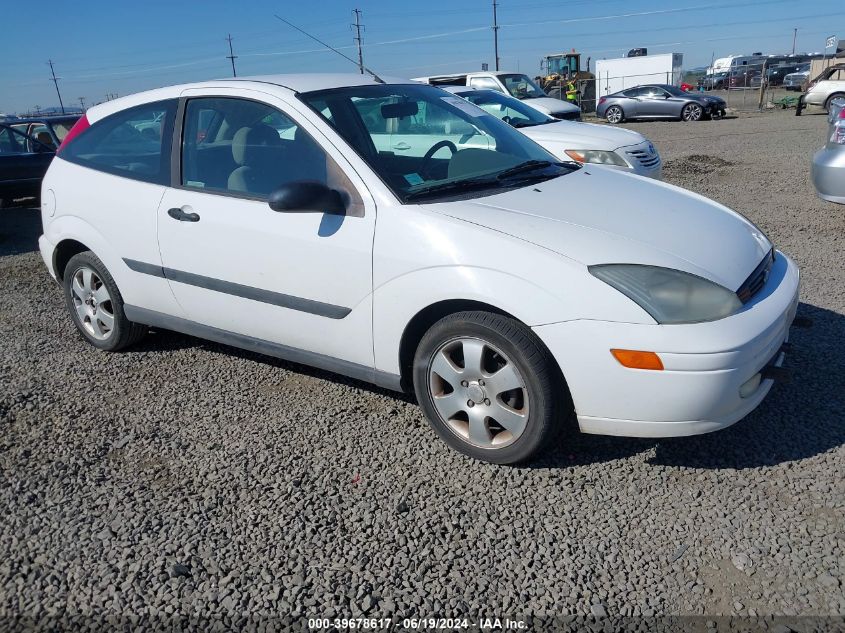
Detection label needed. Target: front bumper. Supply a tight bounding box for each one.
[533,251,800,437]
[618,141,662,179]
[811,145,845,204]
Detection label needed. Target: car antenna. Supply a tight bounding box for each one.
[273,15,385,84]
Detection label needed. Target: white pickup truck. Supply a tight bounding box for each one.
[413,71,581,121]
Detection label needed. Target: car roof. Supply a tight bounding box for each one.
[85,73,416,123]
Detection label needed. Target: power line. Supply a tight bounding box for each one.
[48,60,65,114]
[492,0,500,71]
[352,9,365,74]
[226,33,238,77]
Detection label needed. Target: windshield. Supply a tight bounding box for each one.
[300,84,574,203]
[662,85,687,97]
[498,74,548,99]
[456,90,553,127]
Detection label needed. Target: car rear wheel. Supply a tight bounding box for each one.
[682,103,704,122]
[605,105,624,124]
[63,251,147,351]
[825,93,845,113]
[413,311,565,464]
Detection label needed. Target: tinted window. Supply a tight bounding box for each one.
[180,97,359,209]
[498,74,547,99]
[62,100,176,184]
[0,126,49,155]
[469,77,502,92]
[0,127,28,155]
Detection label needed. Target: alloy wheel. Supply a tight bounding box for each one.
[428,337,530,449]
[70,266,115,340]
[606,106,623,124]
[683,104,703,121]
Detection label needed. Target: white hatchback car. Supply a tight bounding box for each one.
[40,74,800,464]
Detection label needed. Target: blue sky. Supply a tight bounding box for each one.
[2,0,842,113]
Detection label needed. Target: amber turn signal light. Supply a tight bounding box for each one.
[610,349,664,370]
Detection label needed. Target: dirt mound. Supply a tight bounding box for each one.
[664,154,736,175]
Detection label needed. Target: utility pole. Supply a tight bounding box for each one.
[351,9,365,74]
[48,60,65,114]
[492,0,500,71]
[78,97,86,112]
[792,28,797,54]
[226,34,238,77]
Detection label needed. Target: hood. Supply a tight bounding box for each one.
[521,96,580,115]
[428,168,770,290]
[692,93,725,104]
[519,120,646,151]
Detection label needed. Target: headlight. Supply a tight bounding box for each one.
[589,264,743,324]
[564,149,629,167]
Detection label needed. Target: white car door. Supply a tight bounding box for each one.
[154,88,377,369]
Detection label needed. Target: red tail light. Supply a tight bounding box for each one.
[57,115,90,154]
[598,97,606,106]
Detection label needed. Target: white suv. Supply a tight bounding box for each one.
[40,74,799,463]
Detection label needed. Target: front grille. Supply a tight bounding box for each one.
[625,148,661,168]
[736,248,775,303]
[553,111,581,121]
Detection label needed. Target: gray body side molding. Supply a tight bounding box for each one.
[123,258,350,319]
[123,305,403,392]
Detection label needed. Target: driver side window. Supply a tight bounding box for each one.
[180,97,362,215]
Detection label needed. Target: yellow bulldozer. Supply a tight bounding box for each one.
[536,51,597,112]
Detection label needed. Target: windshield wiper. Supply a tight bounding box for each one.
[495,160,554,180]
[404,177,500,201]
[510,120,544,128]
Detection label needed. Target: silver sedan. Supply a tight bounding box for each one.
[597,84,727,124]
[812,98,845,204]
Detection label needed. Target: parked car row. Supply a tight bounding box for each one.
[414,71,582,121]
[443,86,661,178]
[35,73,799,463]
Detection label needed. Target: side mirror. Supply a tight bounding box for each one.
[268,181,347,215]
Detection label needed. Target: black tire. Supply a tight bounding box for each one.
[825,93,845,113]
[62,251,147,351]
[413,311,568,464]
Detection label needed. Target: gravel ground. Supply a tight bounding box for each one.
[1,109,843,631]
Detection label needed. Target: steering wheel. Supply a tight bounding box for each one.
[419,140,458,179]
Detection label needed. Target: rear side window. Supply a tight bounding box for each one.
[61,100,176,185]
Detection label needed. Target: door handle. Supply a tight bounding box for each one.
[167,207,200,222]
[392,142,411,150]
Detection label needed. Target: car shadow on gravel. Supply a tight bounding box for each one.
[0,206,41,257]
[648,302,845,470]
[141,328,418,402]
[140,302,844,470]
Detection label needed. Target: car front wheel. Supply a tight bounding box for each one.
[605,105,624,124]
[413,311,565,464]
[63,251,147,351]
[682,103,703,122]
